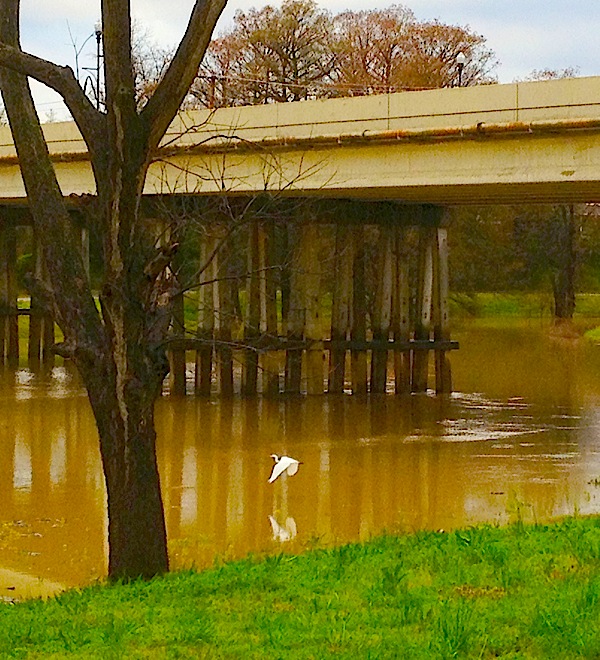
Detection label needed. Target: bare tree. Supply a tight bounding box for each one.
[0,0,226,580]
[189,2,498,108]
[524,66,580,82]
[191,0,337,107]
[331,10,497,93]
[331,5,416,95]
[402,19,497,88]
[131,23,174,109]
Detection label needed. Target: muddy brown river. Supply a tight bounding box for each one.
[2,319,600,599]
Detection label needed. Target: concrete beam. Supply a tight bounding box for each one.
[2,76,600,204]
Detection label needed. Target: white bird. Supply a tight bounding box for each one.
[268,454,300,483]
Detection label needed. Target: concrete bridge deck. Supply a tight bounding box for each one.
[2,76,600,204]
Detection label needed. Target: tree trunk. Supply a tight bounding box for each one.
[0,0,227,581]
[80,347,169,578]
[90,169,173,577]
[552,204,576,322]
[0,34,171,581]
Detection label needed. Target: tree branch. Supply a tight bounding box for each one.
[101,0,136,120]
[0,43,106,157]
[141,0,227,151]
[0,0,105,356]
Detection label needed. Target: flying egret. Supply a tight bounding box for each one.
[268,454,300,483]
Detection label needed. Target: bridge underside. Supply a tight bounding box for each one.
[257,181,600,205]
[0,181,598,208]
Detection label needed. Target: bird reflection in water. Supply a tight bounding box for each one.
[268,515,297,542]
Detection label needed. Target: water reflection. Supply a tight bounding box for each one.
[268,515,297,542]
[2,320,600,598]
[0,382,106,598]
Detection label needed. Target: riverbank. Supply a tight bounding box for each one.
[2,516,599,658]
[450,291,600,321]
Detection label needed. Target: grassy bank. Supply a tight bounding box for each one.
[450,292,600,320]
[2,517,600,658]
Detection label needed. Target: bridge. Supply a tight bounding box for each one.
[1,76,600,205]
[1,77,599,397]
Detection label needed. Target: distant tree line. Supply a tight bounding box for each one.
[191,1,497,106]
[448,204,600,318]
[133,1,497,108]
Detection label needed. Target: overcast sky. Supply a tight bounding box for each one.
[17,0,600,120]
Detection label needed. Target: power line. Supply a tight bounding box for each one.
[195,72,434,95]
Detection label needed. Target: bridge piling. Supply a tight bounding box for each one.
[242,220,261,396]
[412,223,435,392]
[0,219,19,369]
[433,225,452,393]
[0,200,456,394]
[392,225,412,395]
[194,230,216,396]
[284,224,304,394]
[259,220,280,397]
[161,201,457,396]
[303,222,325,395]
[371,225,394,393]
[328,224,352,393]
[351,225,368,395]
[28,233,55,371]
[215,225,235,397]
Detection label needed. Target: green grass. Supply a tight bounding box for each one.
[450,292,600,320]
[2,516,600,658]
[449,292,556,318]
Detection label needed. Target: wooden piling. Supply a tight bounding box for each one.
[351,225,368,395]
[195,231,217,396]
[283,218,324,394]
[242,221,260,395]
[215,229,235,396]
[328,224,353,394]
[28,232,56,371]
[412,223,434,392]
[302,223,323,395]
[0,221,19,369]
[370,226,393,393]
[392,226,412,395]
[259,221,280,396]
[284,226,303,394]
[433,225,452,393]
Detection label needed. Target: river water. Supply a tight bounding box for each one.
[2,319,600,599]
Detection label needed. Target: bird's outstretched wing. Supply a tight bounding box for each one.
[268,455,300,483]
[268,461,288,483]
